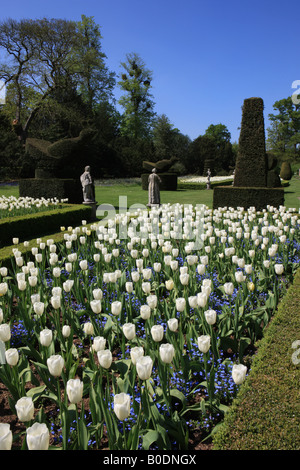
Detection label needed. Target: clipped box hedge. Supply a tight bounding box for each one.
[213,186,285,210]
[212,268,300,450]
[19,178,83,204]
[0,204,92,248]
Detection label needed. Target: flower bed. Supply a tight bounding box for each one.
[0,196,68,219]
[0,203,299,450]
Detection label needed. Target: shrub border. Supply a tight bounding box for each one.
[212,267,300,450]
[0,204,92,248]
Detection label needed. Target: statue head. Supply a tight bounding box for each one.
[85,166,91,172]
[152,168,157,173]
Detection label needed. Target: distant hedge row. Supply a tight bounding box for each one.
[212,268,300,450]
[0,204,91,248]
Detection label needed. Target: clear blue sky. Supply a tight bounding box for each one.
[1,0,299,143]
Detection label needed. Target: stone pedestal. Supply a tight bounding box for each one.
[83,201,98,220]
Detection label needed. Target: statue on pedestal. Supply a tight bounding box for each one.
[148,168,161,206]
[80,166,95,203]
[206,168,211,189]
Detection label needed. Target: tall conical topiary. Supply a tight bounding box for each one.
[234,97,267,187]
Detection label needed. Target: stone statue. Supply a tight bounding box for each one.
[148,168,161,206]
[80,166,95,203]
[206,168,211,189]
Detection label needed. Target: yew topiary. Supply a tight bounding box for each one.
[280,161,293,180]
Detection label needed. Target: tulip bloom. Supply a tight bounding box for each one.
[232,363,247,385]
[90,299,102,314]
[62,325,71,338]
[93,336,106,352]
[50,295,61,310]
[176,297,186,312]
[197,335,211,354]
[47,355,64,377]
[140,304,151,320]
[136,355,153,380]
[130,346,144,365]
[224,282,234,295]
[204,309,217,325]
[122,323,136,340]
[114,393,131,421]
[274,264,284,275]
[188,296,198,309]
[40,329,53,347]
[15,396,34,422]
[0,423,12,450]
[97,349,112,369]
[167,318,178,332]
[146,294,157,310]
[0,324,11,342]
[165,279,174,291]
[66,378,84,404]
[33,301,45,317]
[5,348,19,366]
[111,301,122,316]
[93,288,103,300]
[159,343,175,364]
[26,422,49,450]
[197,292,208,308]
[151,324,164,342]
[83,322,94,336]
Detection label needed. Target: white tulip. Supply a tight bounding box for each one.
[136,355,153,380]
[62,325,71,338]
[114,393,131,421]
[47,354,64,377]
[146,294,157,310]
[224,282,234,295]
[111,301,122,316]
[176,297,186,312]
[90,299,102,314]
[5,348,19,366]
[151,324,164,342]
[15,396,34,422]
[83,322,94,335]
[0,324,10,342]
[40,329,53,348]
[97,349,112,369]
[232,363,247,385]
[204,309,217,325]
[33,302,45,317]
[140,304,151,320]
[66,378,83,404]
[122,322,136,340]
[92,336,106,352]
[0,423,12,450]
[93,288,103,300]
[165,279,174,290]
[26,422,49,450]
[167,317,178,331]
[130,346,144,365]
[197,335,211,353]
[159,343,175,363]
[274,264,284,275]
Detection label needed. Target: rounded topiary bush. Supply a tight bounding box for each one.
[280,161,293,180]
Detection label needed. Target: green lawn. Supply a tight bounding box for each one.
[0,177,299,212]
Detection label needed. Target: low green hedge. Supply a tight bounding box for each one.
[212,268,300,450]
[178,179,234,191]
[0,204,92,248]
[213,186,285,210]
